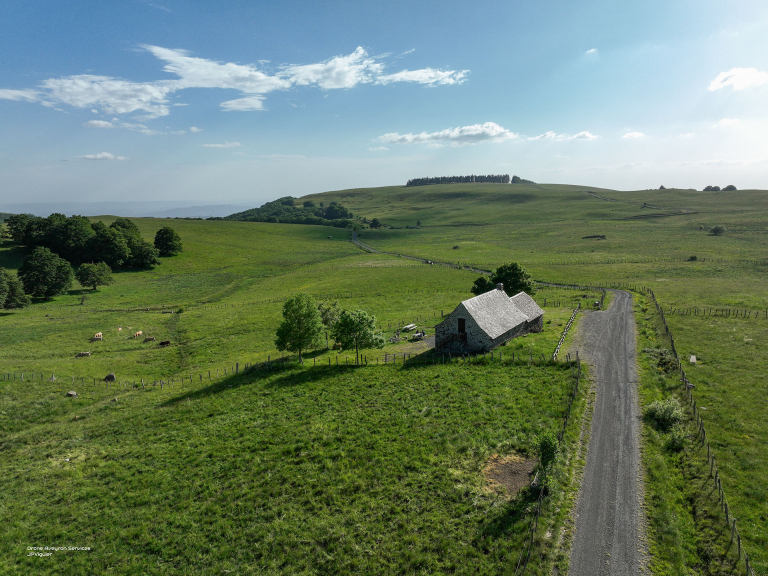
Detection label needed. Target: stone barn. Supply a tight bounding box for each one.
[435,284,544,354]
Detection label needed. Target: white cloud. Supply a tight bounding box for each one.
[708,67,768,91]
[1,46,467,119]
[83,117,167,135]
[83,120,115,128]
[0,89,43,102]
[622,131,645,138]
[528,130,598,141]
[283,47,382,89]
[143,45,290,93]
[189,126,202,132]
[379,122,518,146]
[76,152,127,160]
[375,68,468,85]
[400,49,416,56]
[203,141,241,148]
[220,96,266,111]
[716,118,740,127]
[368,146,389,152]
[586,48,597,55]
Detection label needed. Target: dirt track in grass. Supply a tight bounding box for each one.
[569,290,648,576]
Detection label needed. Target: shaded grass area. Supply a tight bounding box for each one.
[2,361,574,575]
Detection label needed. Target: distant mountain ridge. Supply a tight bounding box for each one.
[0,202,251,218]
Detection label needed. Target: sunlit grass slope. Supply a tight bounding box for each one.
[2,361,574,575]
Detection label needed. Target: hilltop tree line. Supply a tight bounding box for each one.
[405,175,535,186]
[2,214,182,303]
[407,174,510,186]
[216,197,355,228]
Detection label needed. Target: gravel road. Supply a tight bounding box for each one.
[569,290,647,575]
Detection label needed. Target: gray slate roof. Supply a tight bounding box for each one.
[509,292,545,321]
[461,289,529,339]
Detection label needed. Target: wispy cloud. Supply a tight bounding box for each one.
[528,130,598,141]
[708,67,768,91]
[0,46,468,121]
[203,141,241,148]
[0,88,44,103]
[622,131,645,138]
[716,118,740,127]
[83,117,169,135]
[585,48,597,55]
[189,126,202,132]
[368,146,389,152]
[76,152,127,160]
[83,120,115,128]
[379,122,518,146]
[375,68,467,85]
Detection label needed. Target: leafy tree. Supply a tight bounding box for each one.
[75,262,113,290]
[154,226,183,256]
[303,200,316,208]
[318,299,341,349]
[0,269,30,309]
[472,262,535,297]
[416,220,422,226]
[63,215,96,264]
[87,226,131,268]
[275,293,324,361]
[110,217,141,237]
[723,184,737,191]
[18,246,74,300]
[470,275,496,296]
[710,225,726,236]
[126,235,160,268]
[331,309,385,365]
[5,214,31,242]
[537,430,559,471]
[370,218,381,229]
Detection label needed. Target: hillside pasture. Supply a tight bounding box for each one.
[1,361,579,575]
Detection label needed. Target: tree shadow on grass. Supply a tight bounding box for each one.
[0,240,27,269]
[477,487,539,541]
[158,361,356,406]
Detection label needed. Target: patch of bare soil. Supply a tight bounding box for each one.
[483,454,537,497]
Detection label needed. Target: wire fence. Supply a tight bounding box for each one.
[514,352,583,575]
[641,285,756,576]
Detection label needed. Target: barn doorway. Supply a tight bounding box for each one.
[458,318,466,333]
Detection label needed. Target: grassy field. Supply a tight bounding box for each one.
[1,359,583,575]
[1,181,766,572]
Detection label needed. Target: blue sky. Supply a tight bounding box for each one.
[1,0,767,206]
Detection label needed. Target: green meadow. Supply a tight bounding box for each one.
[1,181,766,573]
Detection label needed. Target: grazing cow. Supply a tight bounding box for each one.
[133,331,143,338]
[118,327,122,332]
[159,340,171,347]
[92,335,103,342]
[94,332,102,338]
[143,336,156,343]
[75,352,91,358]
[104,373,116,382]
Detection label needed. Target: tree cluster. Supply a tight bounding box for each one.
[406,174,512,186]
[471,262,536,297]
[0,268,30,309]
[703,185,737,191]
[511,175,536,184]
[275,294,384,364]
[6,214,162,269]
[217,197,354,228]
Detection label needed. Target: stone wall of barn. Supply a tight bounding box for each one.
[526,315,544,333]
[436,306,534,354]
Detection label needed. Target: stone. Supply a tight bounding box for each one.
[66,391,77,397]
